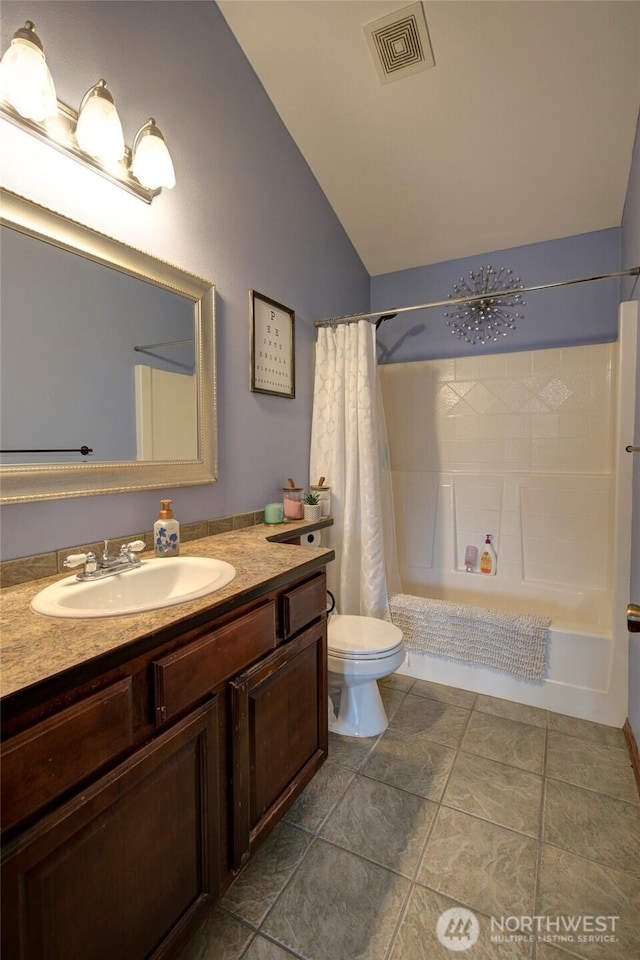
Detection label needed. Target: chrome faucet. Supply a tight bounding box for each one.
[63,539,146,581]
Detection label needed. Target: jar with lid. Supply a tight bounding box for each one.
[283,480,304,520]
[309,477,331,518]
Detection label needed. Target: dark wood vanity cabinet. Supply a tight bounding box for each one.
[1,567,328,960]
[231,618,327,870]
[2,700,220,960]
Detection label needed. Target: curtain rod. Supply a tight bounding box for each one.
[313,267,640,328]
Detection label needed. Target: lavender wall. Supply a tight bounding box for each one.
[621,108,640,743]
[0,1,369,560]
[372,229,621,364]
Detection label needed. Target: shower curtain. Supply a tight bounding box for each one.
[310,320,400,618]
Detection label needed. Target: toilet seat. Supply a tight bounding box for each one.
[328,615,403,659]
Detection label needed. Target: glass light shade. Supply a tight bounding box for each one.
[76,83,125,164]
[0,34,57,122]
[132,121,176,190]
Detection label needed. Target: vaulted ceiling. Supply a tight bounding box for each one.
[219,1,640,276]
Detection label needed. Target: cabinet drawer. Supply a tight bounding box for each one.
[282,573,326,639]
[1,677,133,833]
[154,601,276,724]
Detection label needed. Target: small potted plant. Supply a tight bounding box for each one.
[303,491,322,521]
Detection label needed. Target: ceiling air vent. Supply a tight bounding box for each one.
[364,2,435,85]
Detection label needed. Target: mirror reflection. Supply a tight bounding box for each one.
[0,189,217,504]
[1,225,197,464]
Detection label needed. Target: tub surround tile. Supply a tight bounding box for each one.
[537,845,640,960]
[474,695,548,729]
[221,823,312,926]
[543,779,640,876]
[443,752,543,837]
[320,774,437,877]
[175,907,255,960]
[545,732,639,804]
[410,678,478,709]
[546,712,627,750]
[462,711,546,774]
[389,693,471,748]
[361,727,457,801]
[417,806,538,919]
[261,839,409,960]
[283,759,355,834]
[387,885,531,959]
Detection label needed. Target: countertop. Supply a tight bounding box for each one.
[0,520,334,702]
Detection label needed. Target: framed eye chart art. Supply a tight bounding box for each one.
[250,290,295,399]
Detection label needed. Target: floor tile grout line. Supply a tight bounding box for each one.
[239,927,309,960]
[532,726,549,960]
[456,745,546,780]
[543,772,640,806]
[303,830,427,884]
[539,837,640,880]
[547,735,631,755]
[382,876,415,960]
[251,835,322,944]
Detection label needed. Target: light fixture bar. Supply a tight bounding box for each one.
[0,98,158,203]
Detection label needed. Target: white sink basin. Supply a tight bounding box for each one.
[30,557,236,619]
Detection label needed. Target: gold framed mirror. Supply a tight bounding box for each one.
[0,189,217,503]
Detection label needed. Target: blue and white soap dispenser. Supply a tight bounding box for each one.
[154,499,180,556]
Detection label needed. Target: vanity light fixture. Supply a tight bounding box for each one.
[131,119,176,191]
[0,20,175,202]
[75,79,125,165]
[0,21,57,122]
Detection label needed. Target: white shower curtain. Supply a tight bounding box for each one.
[310,320,401,618]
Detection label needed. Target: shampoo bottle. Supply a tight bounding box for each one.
[154,499,180,557]
[480,534,496,575]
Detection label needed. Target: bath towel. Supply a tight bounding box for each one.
[388,593,550,682]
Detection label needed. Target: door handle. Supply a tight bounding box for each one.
[628,603,640,633]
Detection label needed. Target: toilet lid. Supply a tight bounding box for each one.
[328,615,403,659]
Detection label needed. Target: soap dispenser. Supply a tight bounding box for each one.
[480,534,496,575]
[154,499,180,556]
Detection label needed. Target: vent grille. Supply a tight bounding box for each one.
[372,15,424,75]
[364,3,435,84]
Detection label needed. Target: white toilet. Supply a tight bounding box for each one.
[327,614,405,738]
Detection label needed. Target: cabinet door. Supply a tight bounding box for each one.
[231,621,327,870]
[1,699,220,960]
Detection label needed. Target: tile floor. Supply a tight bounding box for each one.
[177,675,640,960]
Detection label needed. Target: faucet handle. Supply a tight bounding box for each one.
[123,540,145,553]
[63,551,98,574]
[63,553,89,569]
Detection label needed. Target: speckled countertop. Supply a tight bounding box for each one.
[0,520,333,701]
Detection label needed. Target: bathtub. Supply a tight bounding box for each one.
[393,579,622,726]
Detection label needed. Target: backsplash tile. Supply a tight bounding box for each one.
[1,512,268,587]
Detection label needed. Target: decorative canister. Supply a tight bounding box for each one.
[309,477,331,518]
[264,502,284,524]
[283,479,304,520]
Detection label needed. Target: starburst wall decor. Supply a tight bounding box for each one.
[444,266,526,345]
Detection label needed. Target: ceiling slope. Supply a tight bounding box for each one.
[219,0,640,276]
